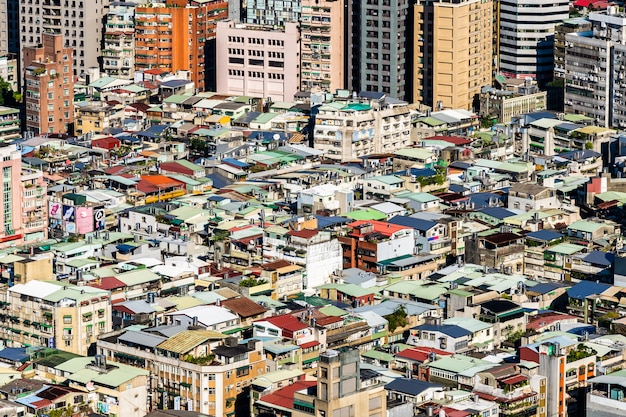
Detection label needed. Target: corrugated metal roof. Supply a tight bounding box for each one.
[156,330,227,354]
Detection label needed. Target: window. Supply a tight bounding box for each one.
[63,316,72,324]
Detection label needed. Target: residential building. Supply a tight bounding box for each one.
[357,0,409,100]
[18,0,106,76]
[300,0,349,92]
[0,0,7,54]
[587,372,626,417]
[75,104,123,135]
[0,107,20,142]
[0,145,25,247]
[98,330,266,416]
[554,18,592,84]
[259,260,304,300]
[564,9,626,127]
[22,33,74,135]
[0,54,18,91]
[245,0,301,25]
[134,0,228,91]
[479,83,548,124]
[215,20,300,102]
[103,2,137,79]
[291,349,386,417]
[407,323,473,353]
[413,0,493,110]
[21,165,48,243]
[313,95,413,162]
[507,183,560,211]
[0,280,112,355]
[497,0,569,83]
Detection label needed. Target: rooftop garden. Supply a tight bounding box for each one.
[567,344,597,363]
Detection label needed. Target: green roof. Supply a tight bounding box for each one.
[563,114,593,122]
[394,148,435,160]
[530,118,564,129]
[252,112,279,124]
[0,106,19,116]
[56,357,148,387]
[417,117,446,126]
[568,220,604,233]
[361,350,394,362]
[370,175,405,185]
[117,269,160,287]
[345,209,387,221]
[428,355,492,373]
[343,103,371,111]
[164,94,193,104]
[547,243,586,255]
[316,283,376,298]
[384,281,448,301]
[88,76,118,89]
[174,159,204,172]
[319,305,348,317]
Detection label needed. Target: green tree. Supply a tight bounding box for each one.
[0,76,20,107]
[385,305,408,332]
[585,141,594,150]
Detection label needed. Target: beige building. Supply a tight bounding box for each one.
[0,280,111,355]
[300,0,347,92]
[413,0,493,110]
[292,349,386,417]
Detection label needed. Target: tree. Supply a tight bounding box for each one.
[0,76,20,107]
[385,305,408,332]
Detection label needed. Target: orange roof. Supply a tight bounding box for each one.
[348,220,411,237]
[140,175,184,188]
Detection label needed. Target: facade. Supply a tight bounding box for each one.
[564,9,626,128]
[0,280,112,355]
[103,2,137,79]
[498,0,569,83]
[358,0,409,100]
[413,0,493,110]
[300,0,348,92]
[215,20,300,102]
[21,165,48,243]
[135,0,228,91]
[554,18,592,83]
[0,145,25,247]
[0,107,20,141]
[0,54,18,91]
[18,0,106,76]
[245,0,301,25]
[23,33,74,135]
[313,97,413,162]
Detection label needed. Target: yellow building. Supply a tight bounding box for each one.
[0,280,112,355]
[13,253,54,283]
[413,0,493,110]
[75,104,122,135]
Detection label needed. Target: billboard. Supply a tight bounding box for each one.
[63,205,75,222]
[94,207,106,231]
[76,206,94,235]
[49,202,62,220]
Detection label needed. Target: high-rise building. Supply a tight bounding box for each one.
[554,17,592,83]
[413,0,493,110]
[103,2,137,79]
[135,0,228,92]
[23,33,74,135]
[246,0,301,25]
[18,0,106,77]
[498,0,569,83]
[357,0,409,100]
[564,9,626,127]
[215,20,300,102]
[0,144,26,246]
[300,0,350,92]
[6,0,19,56]
[0,0,7,55]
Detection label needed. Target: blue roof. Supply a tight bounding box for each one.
[567,281,612,300]
[136,125,168,139]
[0,347,29,362]
[388,216,437,232]
[449,184,469,193]
[206,173,232,189]
[529,282,568,295]
[583,251,615,267]
[248,131,288,142]
[558,150,602,161]
[467,192,505,209]
[526,230,564,242]
[384,378,441,396]
[392,168,437,178]
[565,324,596,336]
[478,207,515,220]
[414,324,472,338]
[358,91,386,100]
[160,79,191,88]
[116,244,136,254]
[315,215,350,229]
[222,158,250,169]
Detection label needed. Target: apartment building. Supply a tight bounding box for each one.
[498,0,569,83]
[0,144,25,247]
[357,0,409,100]
[313,94,413,162]
[0,107,20,142]
[0,280,112,355]
[0,0,7,55]
[18,0,106,76]
[245,0,300,25]
[135,0,228,91]
[413,0,493,110]
[103,2,137,79]
[23,33,74,135]
[553,18,592,84]
[215,20,300,102]
[0,54,18,91]
[300,0,348,92]
[21,165,48,243]
[564,9,626,128]
[98,331,266,416]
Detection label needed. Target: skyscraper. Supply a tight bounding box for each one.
[413,0,493,110]
[497,0,569,83]
[103,2,137,80]
[135,0,228,91]
[23,33,74,135]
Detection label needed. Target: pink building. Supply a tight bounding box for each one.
[215,20,300,102]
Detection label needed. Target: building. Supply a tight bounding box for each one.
[507,183,560,211]
[313,95,413,162]
[357,0,409,100]
[479,82,548,124]
[0,280,112,355]
[587,373,626,417]
[103,2,137,79]
[245,0,300,25]
[300,0,349,92]
[564,9,626,128]
[0,54,18,91]
[97,331,266,416]
[22,33,74,135]
[215,20,300,102]
[497,0,569,83]
[21,164,48,243]
[134,0,228,91]
[74,104,123,135]
[413,0,493,110]
[17,0,106,76]
[291,349,386,417]
[0,107,20,142]
[0,145,25,246]
[554,18,592,84]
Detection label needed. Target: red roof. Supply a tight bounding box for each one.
[287,229,319,239]
[141,175,184,188]
[526,313,578,331]
[299,341,320,349]
[144,68,168,75]
[105,165,127,175]
[314,316,343,327]
[89,276,126,291]
[259,381,317,410]
[437,407,470,417]
[396,347,452,362]
[499,374,528,385]
[260,314,310,333]
[127,102,150,113]
[425,135,472,146]
[348,220,411,238]
[573,0,593,5]
[31,399,53,408]
[92,137,121,150]
[160,161,200,176]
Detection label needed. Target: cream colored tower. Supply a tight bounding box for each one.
[413,0,493,111]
